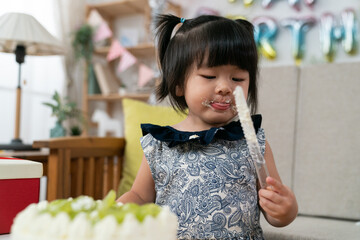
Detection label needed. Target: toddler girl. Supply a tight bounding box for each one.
[118,14,298,239]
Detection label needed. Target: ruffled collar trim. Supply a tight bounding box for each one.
[141,114,262,148]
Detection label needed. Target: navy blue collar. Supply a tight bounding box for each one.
[141,114,262,148]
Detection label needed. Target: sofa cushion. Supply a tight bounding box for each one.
[258,65,299,188]
[117,98,186,196]
[261,215,360,240]
[294,62,360,220]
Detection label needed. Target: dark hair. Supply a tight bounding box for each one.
[155,14,259,114]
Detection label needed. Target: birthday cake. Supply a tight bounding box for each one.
[11,191,178,240]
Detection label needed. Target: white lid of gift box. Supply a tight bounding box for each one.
[0,159,43,179]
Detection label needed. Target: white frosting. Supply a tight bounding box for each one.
[233,86,259,150]
[233,86,269,188]
[69,213,92,240]
[11,198,178,240]
[118,214,141,239]
[94,216,118,240]
[48,212,71,239]
[71,196,95,211]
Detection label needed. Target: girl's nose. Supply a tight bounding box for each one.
[215,79,232,95]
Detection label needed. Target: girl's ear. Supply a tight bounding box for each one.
[176,85,184,96]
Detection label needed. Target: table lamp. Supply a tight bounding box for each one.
[0,12,64,151]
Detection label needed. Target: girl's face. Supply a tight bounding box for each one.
[179,64,250,130]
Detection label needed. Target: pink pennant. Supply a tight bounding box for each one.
[138,64,155,87]
[107,40,125,61]
[94,22,113,42]
[87,9,104,28]
[117,50,137,72]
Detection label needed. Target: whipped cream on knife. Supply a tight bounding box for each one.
[233,86,269,188]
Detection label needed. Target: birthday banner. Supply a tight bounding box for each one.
[201,0,359,65]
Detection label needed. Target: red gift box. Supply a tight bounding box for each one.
[0,157,43,234]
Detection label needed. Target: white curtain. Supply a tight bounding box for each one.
[55,0,86,110]
[0,0,65,144]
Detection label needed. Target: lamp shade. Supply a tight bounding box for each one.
[0,12,64,55]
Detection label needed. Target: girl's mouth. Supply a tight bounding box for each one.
[210,102,231,110]
[202,99,232,111]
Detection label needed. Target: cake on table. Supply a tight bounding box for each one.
[11,190,178,240]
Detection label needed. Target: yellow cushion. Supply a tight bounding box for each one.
[117,98,186,196]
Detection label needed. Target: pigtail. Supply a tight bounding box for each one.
[155,14,183,104]
[155,14,182,66]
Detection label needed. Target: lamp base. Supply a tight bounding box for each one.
[0,139,38,151]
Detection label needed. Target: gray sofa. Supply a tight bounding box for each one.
[257,62,360,240]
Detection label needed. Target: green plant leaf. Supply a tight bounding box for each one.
[43,102,57,109]
[43,91,85,129]
[72,24,94,62]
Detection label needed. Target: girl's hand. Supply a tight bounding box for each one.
[258,176,298,227]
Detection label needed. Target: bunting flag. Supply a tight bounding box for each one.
[138,64,155,87]
[117,50,137,72]
[94,21,113,42]
[88,9,153,87]
[107,39,126,61]
[87,9,104,28]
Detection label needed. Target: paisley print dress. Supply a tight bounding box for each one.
[140,118,265,240]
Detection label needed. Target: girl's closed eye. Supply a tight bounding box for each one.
[201,75,216,79]
[232,78,245,82]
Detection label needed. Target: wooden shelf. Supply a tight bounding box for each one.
[94,43,155,57]
[86,0,149,19]
[87,93,150,102]
[83,0,181,136]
